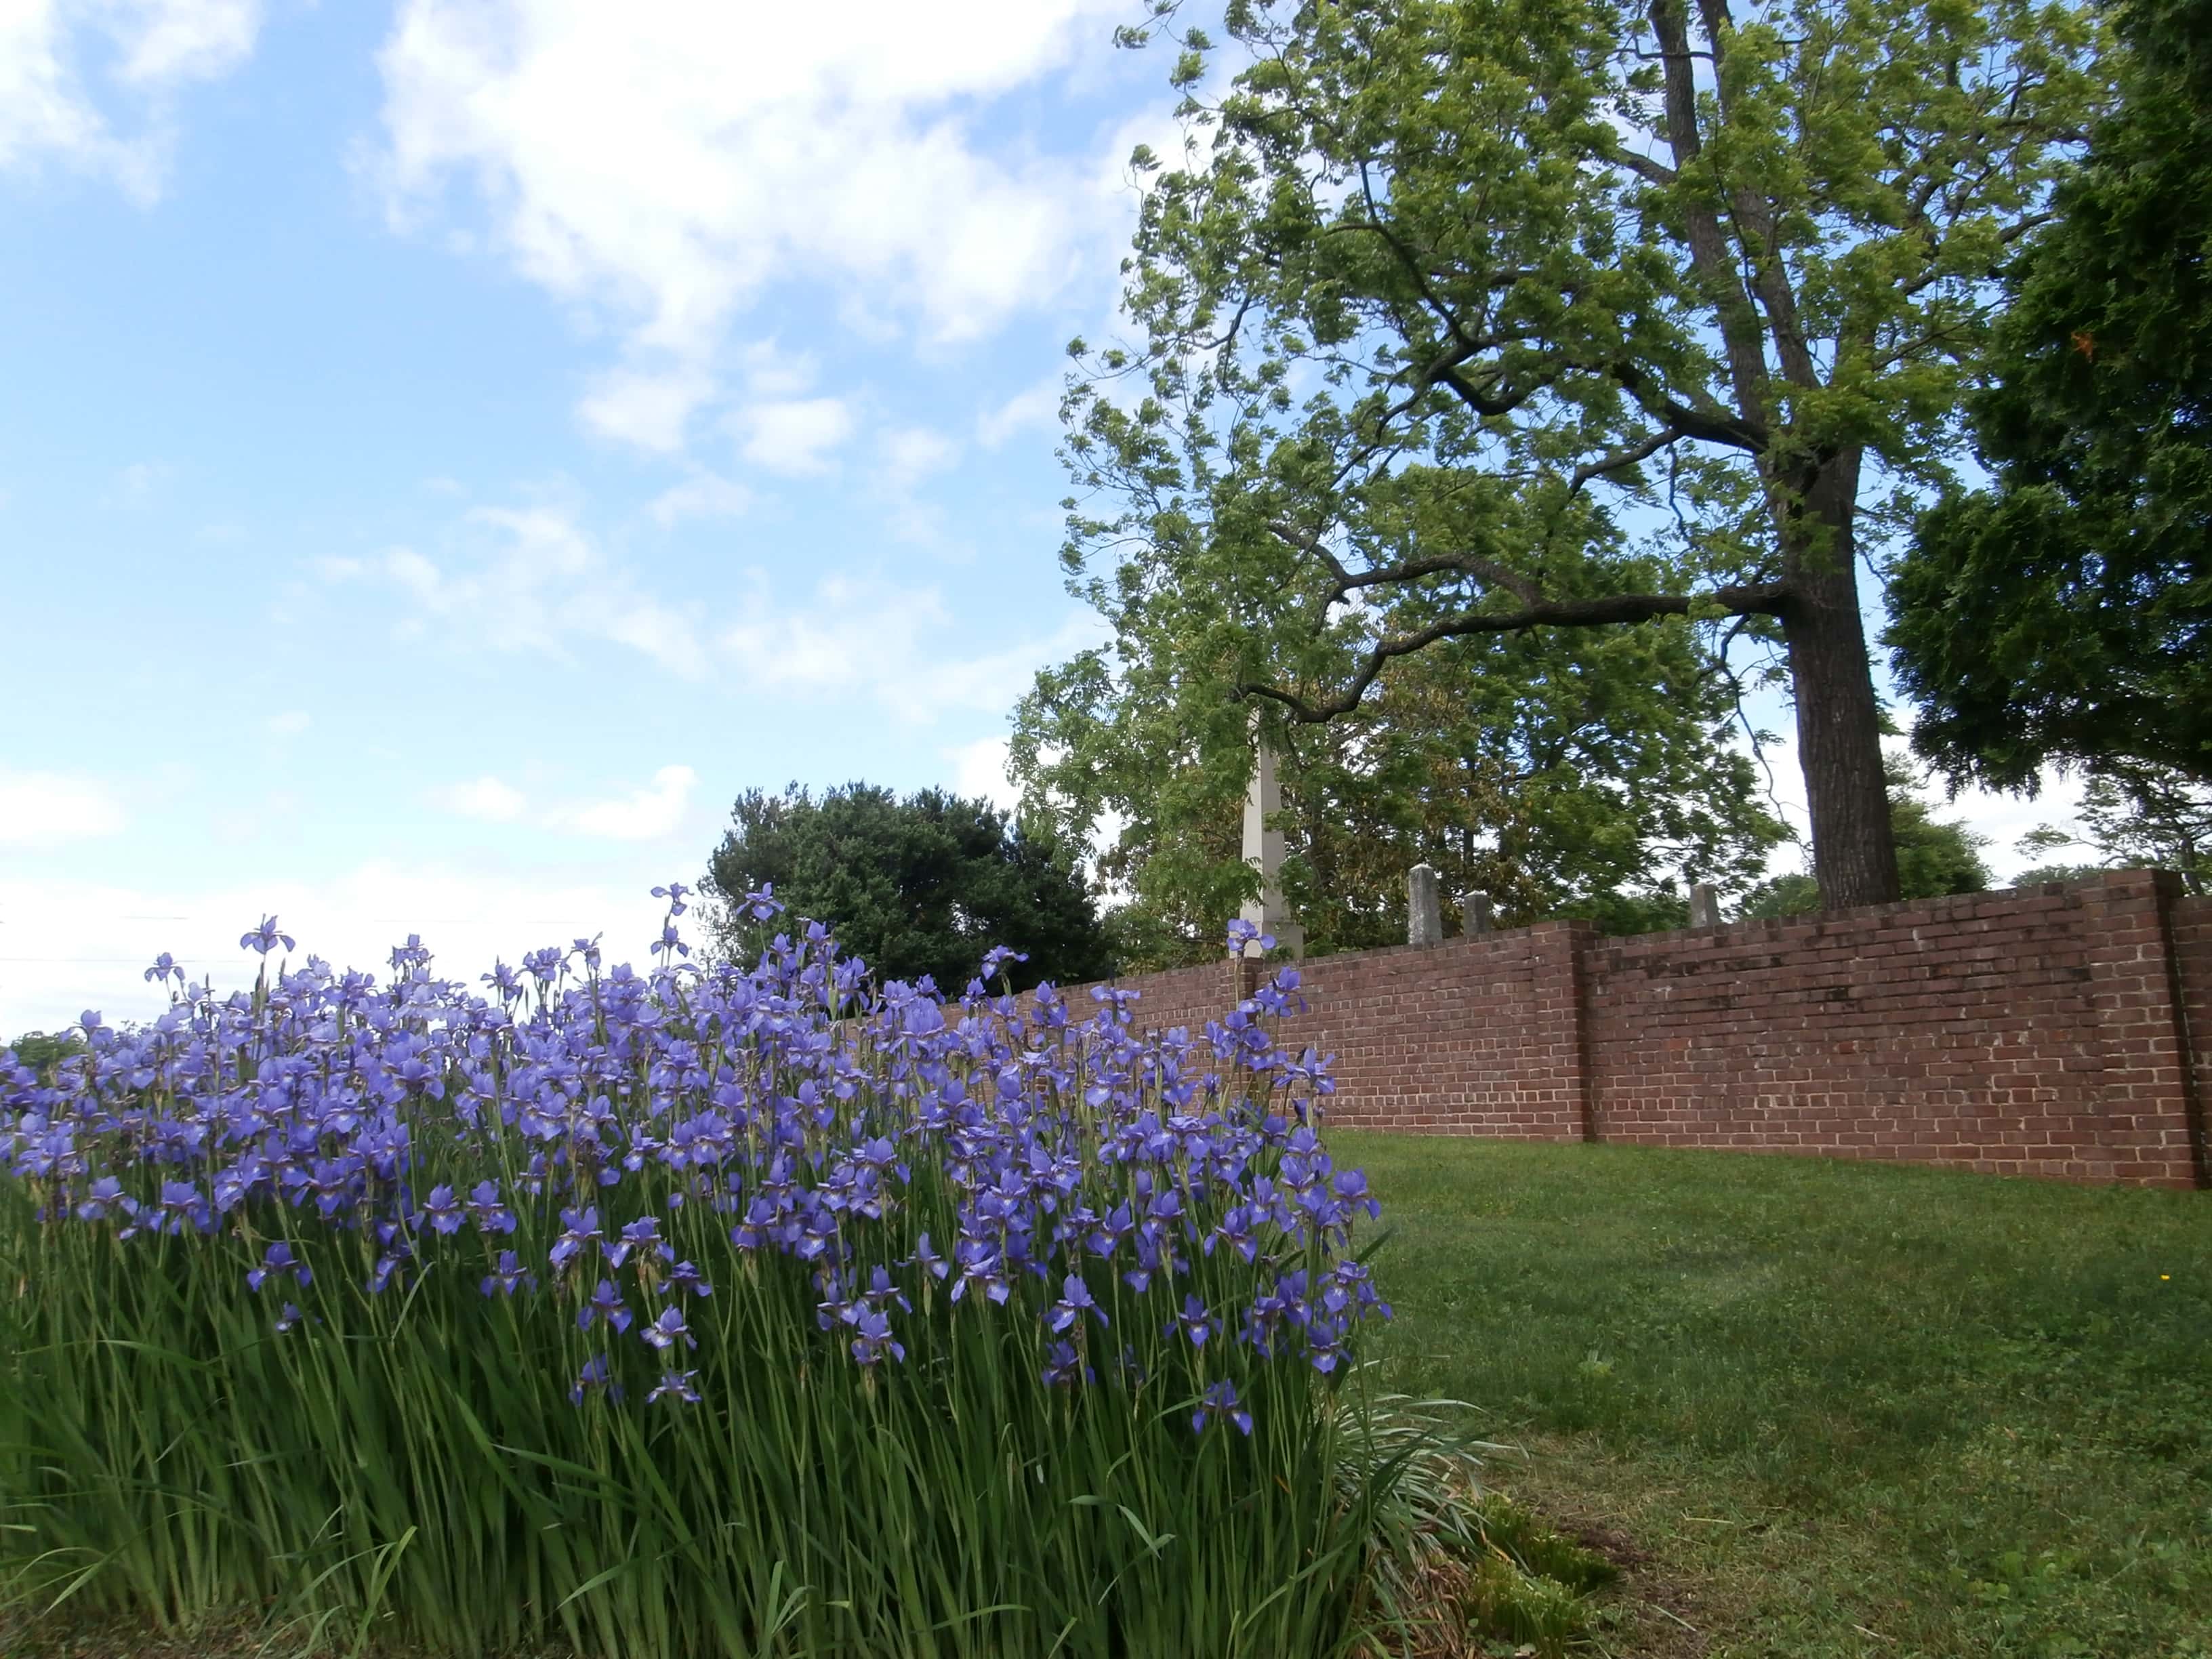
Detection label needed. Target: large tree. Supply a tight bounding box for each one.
[1042,0,2104,911]
[1888,0,2212,797]
[703,783,1115,992]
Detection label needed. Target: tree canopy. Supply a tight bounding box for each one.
[703,784,1115,993]
[1019,598,1788,969]
[2014,760,2211,896]
[1029,0,2104,918]
[1889,0,2212,797]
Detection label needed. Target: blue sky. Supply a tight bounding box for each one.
[0,1,2085,1037]
[0,0,1166,1034]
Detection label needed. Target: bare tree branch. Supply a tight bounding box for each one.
[1610,360,1767,451]
[1237,580,1792,721]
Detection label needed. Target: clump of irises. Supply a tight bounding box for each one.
[0,887,1408,1659]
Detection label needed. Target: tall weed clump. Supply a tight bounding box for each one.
[1,893,1412,1658]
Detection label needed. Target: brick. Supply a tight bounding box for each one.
[1059,878,2209,1188]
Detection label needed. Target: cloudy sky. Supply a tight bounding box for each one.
[0,1,2081,1038]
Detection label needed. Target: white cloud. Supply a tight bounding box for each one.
[577,359,714,452]
[882,425,960,491]
[735,397,855,475]
[316,497,1102,723]
[551,764,697,842]
[648,470,752,528]
[718,574,1107,724]
[0,769,127,848]
[429,775,528,823]
[357,508,712,680]
[945,735,1019,811]
[373,1,1136,445]
[977,375,1063,448]
[264,710,311,736]
[109,0,258,85]
[0,1,261,197]
[0,861,683,1038]
[736,339,819,399]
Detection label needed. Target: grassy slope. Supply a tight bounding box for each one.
[1335,1132,2212,1658]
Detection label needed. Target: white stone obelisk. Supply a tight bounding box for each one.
[1239,735,1305,958]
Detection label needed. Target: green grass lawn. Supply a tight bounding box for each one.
[1334,1133,2212,1658]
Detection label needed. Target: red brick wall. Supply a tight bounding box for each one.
[1582,870,2201,1188]
[1071,871,2209,1189]
[1063,957,1250,1040]
[2171,894,2212,1183]
[1263,923,1594,1139]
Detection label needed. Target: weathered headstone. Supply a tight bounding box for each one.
[1239,735,1305,958]
[1461,890,1495,936]
[1688,882,1721,928]
[1408,863,1443,947]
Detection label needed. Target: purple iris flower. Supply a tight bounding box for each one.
[978,945,1029,981]
[579,1279,632,1334]
[239,916,296,956]
[1192,1379,1252,1436]
[549,1206,601,1273]
[606,1216,668,1270]
[1048,1273,1107,1334]
[648,1368,701,1406]
[1,878,1393,1421]
[466,1180,516,1235]
[569,1353,621,1407]
[480,1250,529,1298]
[1331,1167,1381,1221]
[76,1176,129,1223]
[157,1180,209,1235]
[1225,918,1277,957]
[247,1241,312,1292]
[1171,1294,1211,1349]
[849,1306,904,1366]
[642,1305,695,1353]
[668,1260,712,1297]
[421,1184,464,1235]
[1041,1340,1090,1388]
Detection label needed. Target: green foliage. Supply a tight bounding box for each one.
[2015,760,2212,896]
[1740,765,1991,916]
[1021,621,1787,969]
[1339,1132,2212,1657]
[0,1181,1395,1658]
[2008,862,2110,889]
[5,1031,81,1073]
[1736,870,1824,920]
[1893,795,1994,903]
[1439,1493,1620,1658]
[1031,0,2107,909]
[1890,0,2212,795]
[703,782,1115,989]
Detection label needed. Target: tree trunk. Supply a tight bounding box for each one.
[1778,450,1902,910]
